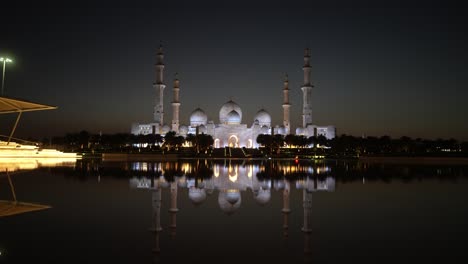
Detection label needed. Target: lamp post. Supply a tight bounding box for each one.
[0,57,13,96]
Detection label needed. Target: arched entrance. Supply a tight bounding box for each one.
[228,135,239,148]
[214,138,220,148]
[228,164,238,182]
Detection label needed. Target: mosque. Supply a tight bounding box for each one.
[131,46,335,147]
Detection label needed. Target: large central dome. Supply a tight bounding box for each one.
[219,100,242,124]
[226,110,241,124]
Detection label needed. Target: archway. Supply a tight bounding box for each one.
[228,165,238,182]
[228,135,239,148]
[214,138,220,148]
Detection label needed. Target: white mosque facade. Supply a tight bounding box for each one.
[131,46,335,147]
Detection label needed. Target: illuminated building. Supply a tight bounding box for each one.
[131,46,335,145]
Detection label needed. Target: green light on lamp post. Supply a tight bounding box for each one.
[0,57,13,96]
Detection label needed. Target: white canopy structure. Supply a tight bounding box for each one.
[0,96,57,144]
[0,171,51,217]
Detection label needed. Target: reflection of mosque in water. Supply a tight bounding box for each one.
[128,161,335,260]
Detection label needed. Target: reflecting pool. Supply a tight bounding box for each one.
[1,159,468,263]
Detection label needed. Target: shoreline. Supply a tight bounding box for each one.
[99,152,468,164]
[358,156,468,165]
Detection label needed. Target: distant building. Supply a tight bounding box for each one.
[131,46,335,147]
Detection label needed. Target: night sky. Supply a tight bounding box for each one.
[1,1,467,140]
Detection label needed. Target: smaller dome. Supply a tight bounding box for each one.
[178,180,187,188]
[278,126,286,135]
[296,127,305,135]
[162,125,171,134]
[179,125,188,134]
[254,189,271,205]
[158,176,170,188]
[189,187,207,205]
[274,180,285,190]
[226,110,241,124]
[198,124,207,134]
[295,180,306,190]
[190,108,208,126]
[261,180,271,190]
[260,125,269,134]
[254,109,271,126]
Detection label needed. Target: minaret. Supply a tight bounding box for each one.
[282,74,291,134]
[171,73,180,133]
[153,44,166,126]
[301,48,313,128]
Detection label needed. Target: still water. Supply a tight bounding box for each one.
[1,159,468,263]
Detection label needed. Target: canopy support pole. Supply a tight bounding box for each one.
[7,111,22,145]
[6,170,18,203]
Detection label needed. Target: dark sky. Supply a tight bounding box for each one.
[1,1,467,140]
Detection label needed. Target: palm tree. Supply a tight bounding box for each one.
[163,131,177,151]
[197,134,214,154]
[284,134,296,147]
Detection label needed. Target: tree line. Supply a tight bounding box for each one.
[41,130,468,157]
[45,131,213,154]
[257,134,468,157]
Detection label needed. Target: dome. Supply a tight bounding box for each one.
[179,125,188,134]
[162,125,171,134]
[226,110,241,124]
[188,187,207,205]
[190,108,208,126]
[274,180,285,190]
[178,180,187,188]
[260,125,269,134]
[219,100,242,124]
[296,127,305,135]
[254,109,271,126]
[158,177,170,188]
[254,189,271,205]
[218,190,241,215]
[261,180,271,190]
[225,190,241,204]
[198,124,207,134]
[278,125,286,135]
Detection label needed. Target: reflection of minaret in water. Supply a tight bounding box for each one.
[281,181,291,238]
[150,187,162,254]
[168,181,178,238]
[302,189,312,255]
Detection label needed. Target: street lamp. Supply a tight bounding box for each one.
[0,57,13,96]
